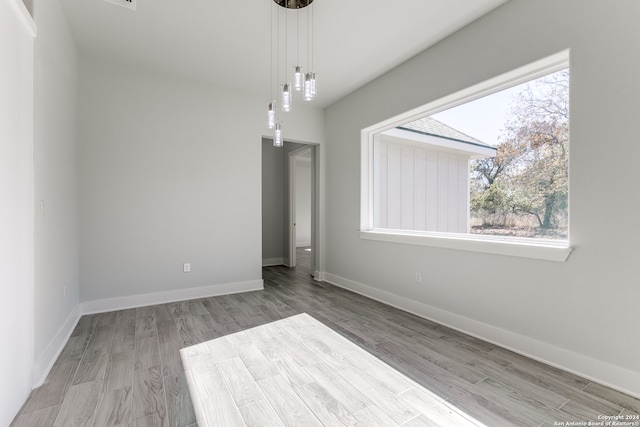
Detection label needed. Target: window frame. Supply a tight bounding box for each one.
[360,50,572,262]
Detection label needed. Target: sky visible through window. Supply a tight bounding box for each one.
[432,83,526,147]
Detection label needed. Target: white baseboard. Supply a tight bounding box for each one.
[32,303,81,388]
[322,272,640,399]
[31,279,263,391]
[262,258,285,267]
[80,279,264,315]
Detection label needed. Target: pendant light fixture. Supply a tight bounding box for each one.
[267,0,317,147]
[294,66,303,92]
[274,122,283,147]
[303,72,313,101]
[282,83,291,112]
[267,102,275,129]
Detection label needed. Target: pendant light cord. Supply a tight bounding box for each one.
[270,1,273,103]
[307,3,311,71]
[277,3,280,120]
[285,0,288,83]
[310,1,313,72]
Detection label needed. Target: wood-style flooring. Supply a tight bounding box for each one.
[182,312,489,426]
[11,247,640,426]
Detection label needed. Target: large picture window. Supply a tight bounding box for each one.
[361,52,571,261]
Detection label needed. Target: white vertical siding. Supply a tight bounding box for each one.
[426,151,439,231]
[401,147,415,230]
[414,150,427,231]
[373,142,387,228]
[387,144,402,229]
[459,158,470,232]
[373,138,470,233]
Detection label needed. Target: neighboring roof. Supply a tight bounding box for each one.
[398,116,494,150]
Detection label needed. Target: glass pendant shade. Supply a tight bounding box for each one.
[267,102,275,129]
[310,72,317,99]
[294,66,303,91]
[303,73,313,101]
[274,122,283,147]
[282,83,291,112]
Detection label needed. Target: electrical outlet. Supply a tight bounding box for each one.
[415,272,422,283]
[183,263,191,273]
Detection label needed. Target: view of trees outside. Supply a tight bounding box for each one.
[437,69,569,240]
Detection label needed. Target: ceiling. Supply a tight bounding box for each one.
[59,0,509,108]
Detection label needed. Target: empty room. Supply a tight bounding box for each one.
[2,0,640,426]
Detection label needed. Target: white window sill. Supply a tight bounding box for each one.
[359,229,572,262]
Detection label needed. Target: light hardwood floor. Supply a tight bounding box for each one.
[11,248,640,426]
[182,312,488,426]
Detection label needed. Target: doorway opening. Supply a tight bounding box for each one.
[261,139,318,277]
[288,146,313,268]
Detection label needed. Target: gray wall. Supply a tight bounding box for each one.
[1,0,79,422]
[79,58,323,302]
[323,0,640,396]
[33,0,80,372]
[1,1,35,423]
[262,138,285,263]
[34,0,80,363]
